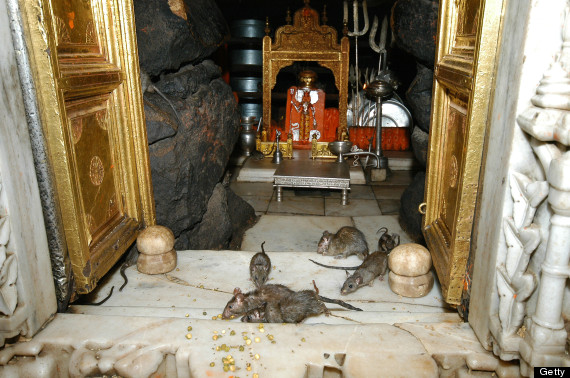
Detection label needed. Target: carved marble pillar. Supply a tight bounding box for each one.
[515,16,570,369]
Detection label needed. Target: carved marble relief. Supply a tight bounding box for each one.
[491,7,570,371]
[0,175,18,317]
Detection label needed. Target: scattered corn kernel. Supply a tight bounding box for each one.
[239,346,245,352]
[217,314,223,319]
[210,362,215,367]
[254,353,260,360]
[212,316,217,320]
[230,330,236,336]
[246,339,252,345]
[203,311,207,315]
[301,338,306,342]
[223,365,229,372]
[254,337,260,343]
[185,313,189,317]
[253,374,259,378]
[216,346,221,351]
[243,336,248,340]
[213,335,219,340]
[213,330,218,334]
[267,335,274,341]
[221,329,226,334]
[225,345,230,352]
[230,365,236,372]
[185,333,192,339]
[259,328,265,333]
[246,366,252,371]
[187,326,193,331]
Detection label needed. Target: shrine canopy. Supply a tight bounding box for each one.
[262,0,349,140]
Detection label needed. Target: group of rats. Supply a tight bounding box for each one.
[313,226,400,295]
[222,242,362,323]
[221,226,400,324]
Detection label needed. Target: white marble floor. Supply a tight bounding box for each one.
[54,157,513,377]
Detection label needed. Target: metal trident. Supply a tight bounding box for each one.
[344,0,369,125]
[369,15,388,73]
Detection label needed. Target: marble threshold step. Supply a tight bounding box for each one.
[71,250,458,325]
[29,253,500,377]
[2,313,493,378]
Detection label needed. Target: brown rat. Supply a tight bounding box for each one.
[240,289,362,323]
[241,290,329,323]
[317,226,369,260]
[340,251,389,295]
[250,241,271,288]
[377,227,400,252]
[222,284,294,319]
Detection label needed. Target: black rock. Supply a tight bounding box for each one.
[144,61,242,249]
[391,0,438,68]
[405,63,434,133]
[226,186,258,250]
[399,171,426,244]
[411,126,429,168]
[134,0,230,77]
[184,183,233,250]
[155,60,223,99]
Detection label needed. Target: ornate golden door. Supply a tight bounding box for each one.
[423,0,504,305]
[18,0,155,294]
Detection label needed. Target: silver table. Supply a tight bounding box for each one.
[273,160,351,205]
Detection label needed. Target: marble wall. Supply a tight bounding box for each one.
[469,0,568,361]
[0,0,57,345]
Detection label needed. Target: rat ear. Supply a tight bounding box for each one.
[355,276,363,285]
[235,293,245,304]
[233,287,242,295]
[345,270,350,277]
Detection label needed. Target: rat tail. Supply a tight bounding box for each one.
[309,259,358,270]
[318,295,362,311]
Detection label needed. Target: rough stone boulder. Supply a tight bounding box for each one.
[143,60,255,250]
[399,171,426,244]
[134,0,230,77]
[411,126,429,168]
[405,63,434,133]
[391,0,438,68]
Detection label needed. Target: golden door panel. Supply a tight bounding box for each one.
[20,0,155,294]
[423,0,503,305]
[67,97,123,247]
[440,102,466,231]
[455,0,481,52]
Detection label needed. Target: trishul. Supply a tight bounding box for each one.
[344,0,369,125]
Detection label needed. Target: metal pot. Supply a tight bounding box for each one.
[239,103,262,120]
[239,117,258,156]
[231,19,265,39]
[230,49,262,67]
[230,77,262,93]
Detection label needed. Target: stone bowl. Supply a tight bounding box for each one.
[328,140,353,156]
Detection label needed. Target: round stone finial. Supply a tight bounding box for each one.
[365,80,394,101]
[388,243,432,276]
[388,271,434,298]
[137,225,175,255]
